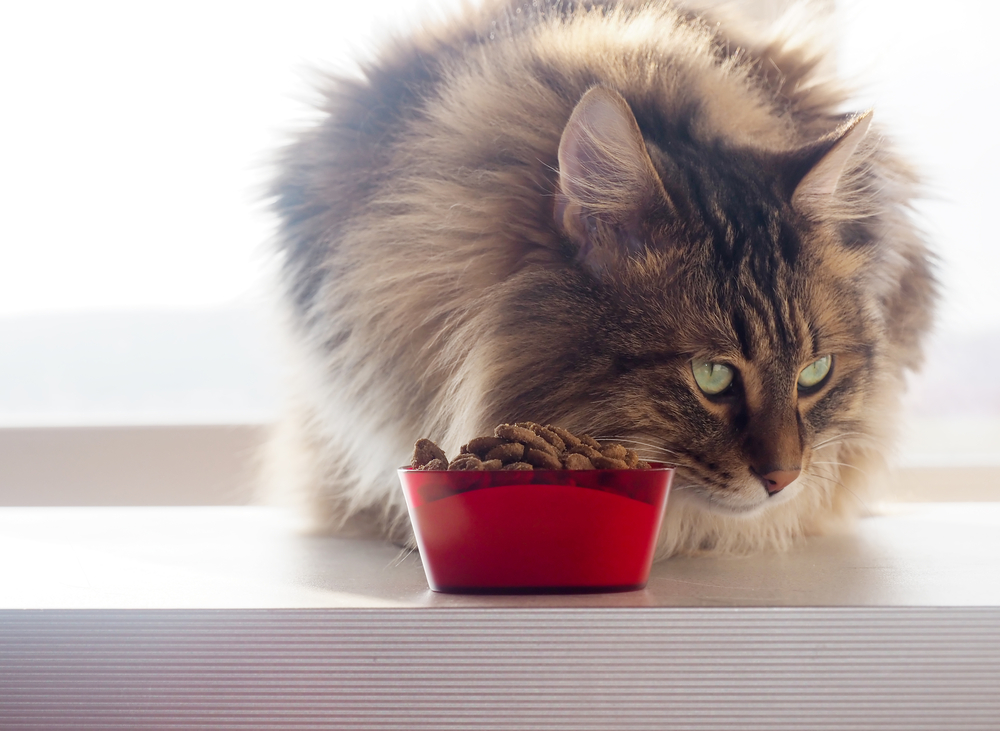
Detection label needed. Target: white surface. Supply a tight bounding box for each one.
[2,504,999,608]
[2,505,999,730]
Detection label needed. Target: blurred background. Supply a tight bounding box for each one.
[1,0,997,490]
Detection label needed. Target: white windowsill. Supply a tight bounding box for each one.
[2,502,999,609]
[3,504,999,729]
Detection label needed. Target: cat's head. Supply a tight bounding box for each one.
[495,87,888,516]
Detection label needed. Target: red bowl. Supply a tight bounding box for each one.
[398,465,673,593]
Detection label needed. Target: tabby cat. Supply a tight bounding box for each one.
[266,0,936,556]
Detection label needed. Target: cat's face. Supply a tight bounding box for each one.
[495,86,883,515]
[589,243,879,515]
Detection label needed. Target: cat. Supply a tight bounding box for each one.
[265,0,936,557]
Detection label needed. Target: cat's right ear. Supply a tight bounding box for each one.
[784,111,873,216]
[555,87,669,274]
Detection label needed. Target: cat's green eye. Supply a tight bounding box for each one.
[798,355,833,390]
[692,358,735,396]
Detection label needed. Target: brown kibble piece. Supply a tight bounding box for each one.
[546,425,580,449]
[494,424,556,455]
[448,454,484,471]
[529,424,566,453]
[481,459,503,470]
[636,460,651,470]
[463,436,505,457]
[568,444,602,460]
[592,456,629,470]
[419,458,449,471]
[562,452,594,470]
[600,443,627,460]
[501,461,533,471]
[411,438,448,469]
[523,448,562,470]
[579,434,601,449]
[624,449,639,467]
[486,441,525,463]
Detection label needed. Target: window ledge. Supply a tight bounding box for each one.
[2,504,999,729]
[2,503,999,609]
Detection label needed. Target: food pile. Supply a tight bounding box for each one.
[410,422,651,471]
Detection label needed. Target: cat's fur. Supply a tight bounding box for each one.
[266,0,936,557]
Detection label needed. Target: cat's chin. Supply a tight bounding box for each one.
[702,499,770,518]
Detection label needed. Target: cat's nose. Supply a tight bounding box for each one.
[760,469,800,495]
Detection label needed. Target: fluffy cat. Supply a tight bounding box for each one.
[266,0,936,557]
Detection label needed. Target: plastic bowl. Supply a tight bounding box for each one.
[398,465,673,593]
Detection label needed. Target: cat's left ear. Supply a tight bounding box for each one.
[555,87,670,273]
[785,110,873,215]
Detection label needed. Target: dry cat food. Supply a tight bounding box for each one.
[410,423,652,471]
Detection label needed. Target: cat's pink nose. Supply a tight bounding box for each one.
[761,469,800,495]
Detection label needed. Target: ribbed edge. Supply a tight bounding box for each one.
[2,608,999,730]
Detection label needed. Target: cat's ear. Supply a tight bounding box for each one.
[786,111,873,214]
[555,87,669,272]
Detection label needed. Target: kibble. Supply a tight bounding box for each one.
[411,438,448,470]
[495,424,556,455]
[568,443,602,460]
[418,458,449,471]
[485,441,525,463]
[448,454,484,471]
[547,425,581,449]
[523,448,562,470]
[600,443,628,460]
[462,436,504,457]
[408,423,653,471]
[501,461,534,471]
[562,452,595,470]
[592,456,629,470]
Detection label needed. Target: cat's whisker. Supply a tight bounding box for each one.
[587,435,688,465]
[811,432,871,451]
[591,435,682,455]
[627,449,682,463]
[802,473,875,519]
[812,460,871,478]
[811,438,886,457]
[813,430,873,445]
[390,545,418,568]
[635,453,687,466]
[812,431,889,453]
[641,455,687,466]
[628,449,677,458]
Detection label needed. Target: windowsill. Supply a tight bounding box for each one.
[5,504,1000,728]
[3,502,999,609]
[5,486,999,727]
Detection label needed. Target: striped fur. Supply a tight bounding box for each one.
[266,0,936,556]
